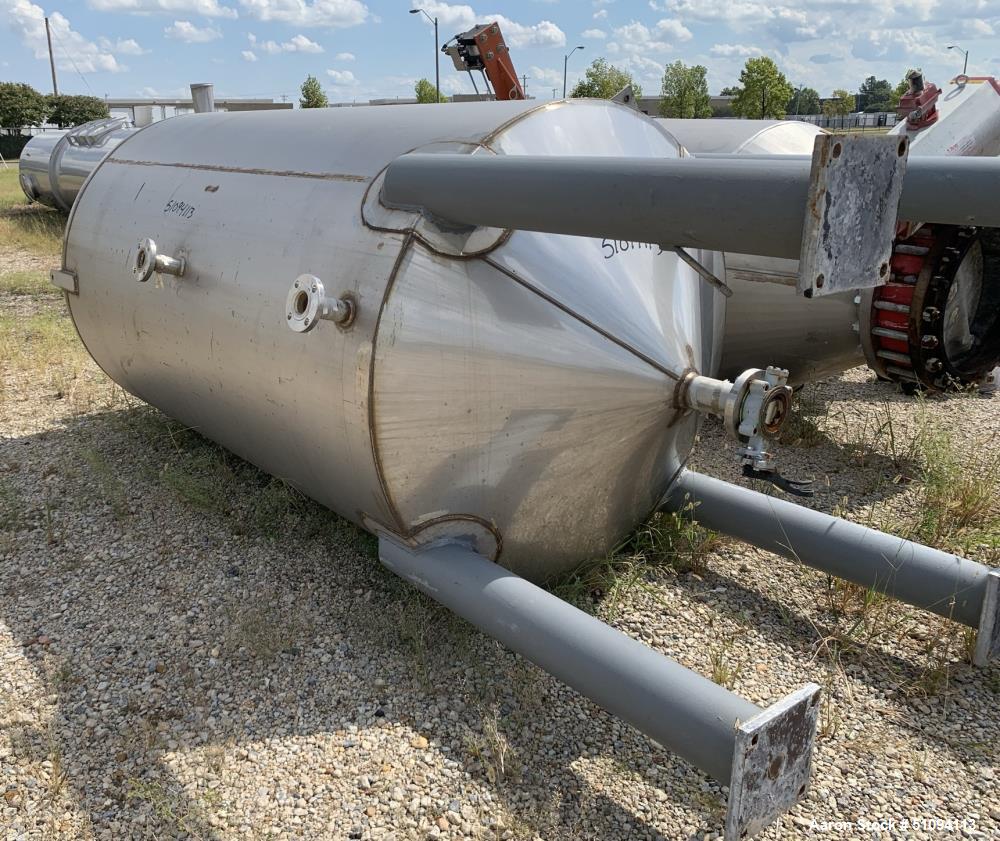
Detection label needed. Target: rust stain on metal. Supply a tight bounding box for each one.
[107,157,369,183]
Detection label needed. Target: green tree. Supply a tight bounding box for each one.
[299,75,328,109]
[823,89,855,116]
[858,76,894,112]
[570,58,642,99]
[0,82,50,130]
[719,85,740,96]
[787,86,821,115]
[730,57,794,119]
[658,61,712,119]
[46,95,109,128]
[414,78,446,103]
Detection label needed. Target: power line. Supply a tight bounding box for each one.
[48,25,96,96]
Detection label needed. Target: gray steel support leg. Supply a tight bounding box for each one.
[379,537,820,839]
[662,470,998,660]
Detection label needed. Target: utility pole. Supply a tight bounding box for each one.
[521,74,528,97]
[45,16,59,96]
[563,45,584,98]
[410,9,440,103]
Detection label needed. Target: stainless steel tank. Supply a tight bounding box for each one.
[59,100,724,581]
[19,117,134,212]
[659,119,863,384]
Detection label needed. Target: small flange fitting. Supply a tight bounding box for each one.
[133,237,186,283]
[285,274,356,333]
[678,366,793,471]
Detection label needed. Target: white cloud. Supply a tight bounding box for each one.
[581,28,605,39]
[6,0,125,72]
[710,43,764,57]
[248,32,323,52]
[326,68,356,85]
[241,49,257,60]
[411,3,566,48]
[239,0,368,28]
[654,18,692,41]
[98,36,149,54]
[529,66,562,88]
[335,51,355,60]
[88,0,238,18]
[606,21,676,57]
[593,8,607,19]
[164,19,222,41]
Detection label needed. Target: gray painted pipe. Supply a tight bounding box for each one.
[381,154,1000,259]
[663,470,991,627]
[379,537,759,783]
[692,153,998,231]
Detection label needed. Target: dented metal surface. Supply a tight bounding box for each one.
[726,684,821,841]
[798,134,908,297]
[974,570,1000,667]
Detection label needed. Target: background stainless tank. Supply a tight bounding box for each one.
[19,116,134,212]
[658,118,863,383]
[59,100,724,582]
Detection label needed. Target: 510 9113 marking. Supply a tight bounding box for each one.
[602,240,664,259]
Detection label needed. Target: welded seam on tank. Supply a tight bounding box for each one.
[60,119,157,384]
[366,232,415,535]
[361,141,514,260]
[480,255,682,381]
[105,158,368,183]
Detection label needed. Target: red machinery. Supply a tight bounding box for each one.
[442,22,525,101]
[862,72,1000,392]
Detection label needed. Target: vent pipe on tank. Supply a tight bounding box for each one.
[190,83,215,113]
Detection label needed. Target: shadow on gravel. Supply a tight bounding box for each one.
[2,405,729,840]
[671,565,999,768]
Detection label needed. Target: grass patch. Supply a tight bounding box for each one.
[0,269,58,296]
[553,503,722,611]
[0,308,112,412]
[909,410,1000,555]
[0,168,64,258]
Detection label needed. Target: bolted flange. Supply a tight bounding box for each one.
[285,274,356,333]
[133,237,185,283]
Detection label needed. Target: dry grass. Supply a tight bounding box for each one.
[0,168,64,258]
[0,308,116,414]
[0,269,58,296]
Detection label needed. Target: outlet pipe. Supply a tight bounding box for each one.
[661,470,1000,666]
[379,537,820,840]
[190,83,215,113]
[381,153,1000,259]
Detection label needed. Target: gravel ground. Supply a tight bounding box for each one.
[1,282,998,840]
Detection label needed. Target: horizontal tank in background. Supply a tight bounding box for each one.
[659,118,863,385]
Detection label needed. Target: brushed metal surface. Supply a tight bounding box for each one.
[19,120,135,211]
[62,100,720,581]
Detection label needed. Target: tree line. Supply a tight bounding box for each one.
[570,56,914,119]
[297,61,915,116]
[0,82,110,130]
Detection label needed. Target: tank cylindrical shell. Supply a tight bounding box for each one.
[19,120,134,211]
[62,101,723,581]
[660,119,863,383]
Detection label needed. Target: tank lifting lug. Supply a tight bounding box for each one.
[133,238,186,283]
[285,274,356,333]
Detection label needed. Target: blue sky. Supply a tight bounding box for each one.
[3,0,999,104]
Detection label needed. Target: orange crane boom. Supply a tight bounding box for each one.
[442,22,525,101]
